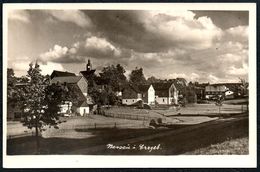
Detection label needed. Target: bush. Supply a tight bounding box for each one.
[157,118,162,124]
[149,119,157,127]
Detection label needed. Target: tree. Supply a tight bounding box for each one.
[99,64,127,92]
[7,68,18,118]
[129,67,147,85]
[147,76,163,84]
[239,78,249,113]
[21,62,65,153]
[239,77,249,97]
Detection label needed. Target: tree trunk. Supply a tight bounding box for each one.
[35,119,40,154]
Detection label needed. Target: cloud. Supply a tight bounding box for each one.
[141,11,222,50]
[8,10,30,23]
[45,10,92,28]
[8,58,64,76]
[40,62,65,75]
[39,36,124,63]
[227,63,248,76]
[85,10,222,53]
[226,25,248,40]
[208,74,219,83]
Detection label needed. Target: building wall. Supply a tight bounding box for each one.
[168,84,178,104]
[205,85,227,93]
[77,77,88,96]
[59,101,72,114]
[147,85,155,105]
[122,98,139,105]
[77,107,90,116]
[155,96,169,105]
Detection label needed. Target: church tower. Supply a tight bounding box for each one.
[86,59,92,72]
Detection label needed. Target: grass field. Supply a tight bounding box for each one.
[184,137,249,155]
[8,102,245,139]
[155,104,246,116]
[7,116,248,155]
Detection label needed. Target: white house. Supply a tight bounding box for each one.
[58,101,72,114]
[152,82,178,105]
[122,84,155,105]
[76,101,89,116]
[225,90,234,99]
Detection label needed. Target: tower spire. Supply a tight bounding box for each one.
[86,59,92,72]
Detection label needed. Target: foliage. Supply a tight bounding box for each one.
[7,68,17,110]
[129,67,147,85]
[99,64,127,92]
[239,78,249,96]
[20,62,65,133]
[147,76,164,84]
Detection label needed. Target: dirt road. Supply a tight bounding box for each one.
[7,115,248,155]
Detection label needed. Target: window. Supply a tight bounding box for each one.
[163,99,165,102]
[126,100,127,102]
[133,100,135,102]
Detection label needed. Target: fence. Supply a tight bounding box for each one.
[76,122,147,130]
[7,131,36,139]
[104,111,165,122]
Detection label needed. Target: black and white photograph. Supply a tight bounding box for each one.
[2,3,256,168]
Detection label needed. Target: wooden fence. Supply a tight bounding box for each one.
[76,122,147,130]
[7,131,36,139]
[104,112,166,122]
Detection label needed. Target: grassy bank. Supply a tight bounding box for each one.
[184,137,249,155]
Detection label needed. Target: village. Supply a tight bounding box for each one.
[7,59,249,155]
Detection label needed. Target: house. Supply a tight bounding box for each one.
[152,82,178,105]
[51,76,88,96]
[76,100,89,116]
[122,84,155,105]
[225,90,235,99]
[51,76,90,115]
[176,78,188,86]
[205,83,243,99]
[58,101,72,115]
[205,84,226,99]
[50,70,76,79]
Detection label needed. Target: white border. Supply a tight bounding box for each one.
[2,3,257,168]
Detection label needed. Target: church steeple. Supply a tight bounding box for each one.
[86,59,92,72]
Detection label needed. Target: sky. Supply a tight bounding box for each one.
[7,9,249,83]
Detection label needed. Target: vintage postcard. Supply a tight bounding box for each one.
[2,3,256,168]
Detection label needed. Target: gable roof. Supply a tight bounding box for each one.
[50,76,82,84]
[122,84,139,99]
[138,84,151,93]
[152,82,173,90]
[78,101,89,107]
[152,83,173,97]
[50,70,76,79]
[171,79,186,92]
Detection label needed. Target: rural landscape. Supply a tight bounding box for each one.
[6,9,249,155]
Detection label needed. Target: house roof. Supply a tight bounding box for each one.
[122,83,151,99]
[78,101,89,107]
[138,84,151,93]
[50,70,76,79]
[80,70,96,78]
[50,76,82,84]
[171,79,186,92]
[122,84,139,99]
[152,82,173,91]
[152,83,173,97]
